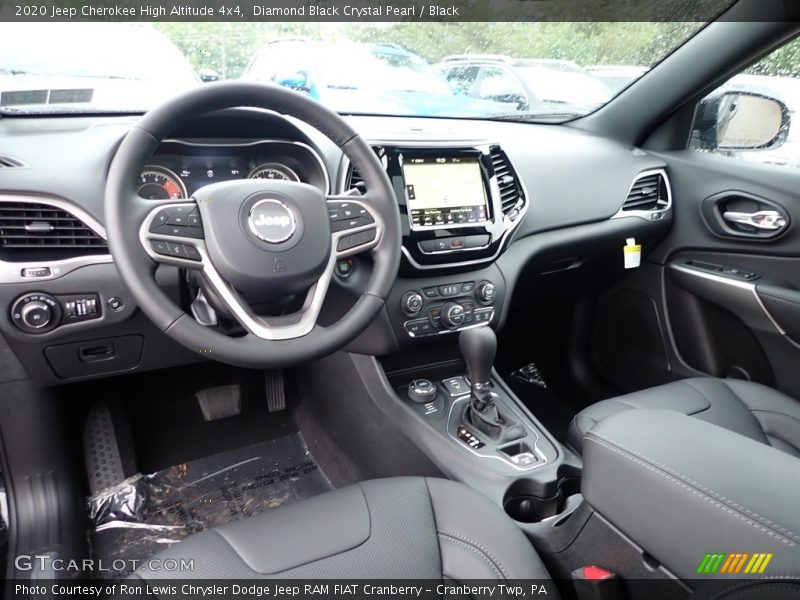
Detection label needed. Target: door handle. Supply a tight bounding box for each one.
[722,210,787,231]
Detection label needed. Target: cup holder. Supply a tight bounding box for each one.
[503,477,581,523]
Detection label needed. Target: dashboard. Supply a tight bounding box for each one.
[0,108,672,384]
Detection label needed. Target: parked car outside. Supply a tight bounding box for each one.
[242,40,509,117]
[0,23,201,113]
[585,64,651,94]
[437,55,612,114]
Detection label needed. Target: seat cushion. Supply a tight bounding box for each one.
[130,477,555,585]
[568,377,800,458]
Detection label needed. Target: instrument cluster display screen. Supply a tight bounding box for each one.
[403,156,489,230]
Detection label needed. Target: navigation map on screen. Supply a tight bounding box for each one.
[403,156,488,229]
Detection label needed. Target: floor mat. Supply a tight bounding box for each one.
[88,433,332,579]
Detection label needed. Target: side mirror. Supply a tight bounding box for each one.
[274,71,311,94]
[696,90,790,151]
[198,69,221,83]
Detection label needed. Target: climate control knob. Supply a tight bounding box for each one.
[441,302,466,329]
[476,281,496,305]
[401,291,424,316]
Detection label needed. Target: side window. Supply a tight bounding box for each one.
[443,65,480,94]
[690,37,798,168]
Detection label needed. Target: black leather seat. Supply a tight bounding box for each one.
[568,377,800,457]
[130,477,555,585]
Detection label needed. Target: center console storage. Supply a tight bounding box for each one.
[581,408,800,580]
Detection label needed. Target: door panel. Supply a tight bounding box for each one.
[591,150,800,400]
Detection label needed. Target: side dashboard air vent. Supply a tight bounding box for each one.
[345,146,386,191]
[622,171,670,212]
[490,146,525,218]
[0,155,27,169]
[0,201,107,260]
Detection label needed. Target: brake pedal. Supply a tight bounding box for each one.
[195,384,241,421]
[264,370,286,413]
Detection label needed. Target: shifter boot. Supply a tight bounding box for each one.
[465,400,527,443]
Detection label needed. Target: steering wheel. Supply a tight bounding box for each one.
[105,82,400,369]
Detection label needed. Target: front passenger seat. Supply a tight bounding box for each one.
[569,377,800,457]
[129,477,556,586]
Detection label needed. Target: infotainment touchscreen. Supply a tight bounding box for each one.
[403,156,489,229]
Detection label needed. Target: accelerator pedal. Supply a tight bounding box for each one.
[264,370,286,413]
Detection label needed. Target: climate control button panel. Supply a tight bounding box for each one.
[401,279,497,338]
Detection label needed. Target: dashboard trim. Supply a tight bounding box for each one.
[0,194,112,284]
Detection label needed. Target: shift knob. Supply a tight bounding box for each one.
[459,327,496,385]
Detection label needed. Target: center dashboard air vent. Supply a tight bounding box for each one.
[489,145,525,220]
[0,201,107,261]
[622,171,670,212]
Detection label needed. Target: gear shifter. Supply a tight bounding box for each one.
[459,328,526,443]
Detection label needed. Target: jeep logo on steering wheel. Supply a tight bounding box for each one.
[247,199,297,244]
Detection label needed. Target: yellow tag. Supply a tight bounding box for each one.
[623,238,641,269]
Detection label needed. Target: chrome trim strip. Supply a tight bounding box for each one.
[403,309,495,338]
[160,139,331,195]
[669,263,786,336]
[0,194,112,283]
[611,168,672,221]
[139,197,382,341]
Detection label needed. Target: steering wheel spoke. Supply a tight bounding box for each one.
[139,201,207,268]
[196,249,334,341]
[327,195,382,258]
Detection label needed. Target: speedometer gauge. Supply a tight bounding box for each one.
[137,167,187,200]
[248,163,300,182]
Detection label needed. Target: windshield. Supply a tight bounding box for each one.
[0,22,709,120]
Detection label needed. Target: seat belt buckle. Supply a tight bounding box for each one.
[572,565,624,600]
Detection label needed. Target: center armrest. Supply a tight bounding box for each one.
[582,408,800,580]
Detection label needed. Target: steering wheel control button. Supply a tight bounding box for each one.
[401,291,424,316]
[149,240,170,256]
[107,297,124,312]
[407,378,437,403]
[11,292,61,334]
[248,199,297,244]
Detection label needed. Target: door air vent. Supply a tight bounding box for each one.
[0,201,107,261]
[622,171,670,212]
[0,155,27,169]
[489,145,525,218]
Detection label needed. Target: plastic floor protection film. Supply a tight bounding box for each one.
[88,432,333,579]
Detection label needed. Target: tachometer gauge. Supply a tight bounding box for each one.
[247,163,300,182]
[137,167,187,200]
